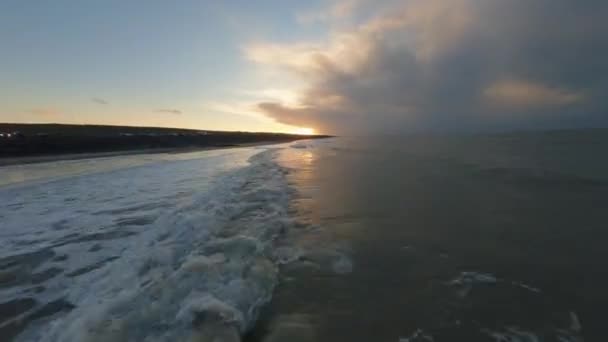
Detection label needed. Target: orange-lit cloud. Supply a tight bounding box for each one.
[484,80,584,108]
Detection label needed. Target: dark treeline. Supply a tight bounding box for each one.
[0,124,330,157]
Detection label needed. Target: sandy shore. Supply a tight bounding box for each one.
[0,140,292,167]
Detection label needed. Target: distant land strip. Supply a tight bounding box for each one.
[0,124,331,164]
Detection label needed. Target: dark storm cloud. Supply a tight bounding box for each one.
[155,109,182,115]
[250,0,608,134]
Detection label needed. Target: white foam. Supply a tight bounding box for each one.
[273,246,303,265]
[511,281,542,293]
[448,272,498,285]
[3,147,297,341]
[569,311,581,332]
[331,254,354,274]
[180,253,227,272]
[481,312,583,342]
[263,314,316,342]
[447,272,544,297]
[176,294,244,328]
[446,271,498,297]
[399,329,434,342]
[482,327,540,342]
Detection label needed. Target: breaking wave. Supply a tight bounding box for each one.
[3,148,303,342]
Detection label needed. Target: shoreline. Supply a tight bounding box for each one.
[0,140,301,167]
[0,123,333,167]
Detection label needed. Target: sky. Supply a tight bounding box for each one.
[1,0,607,135]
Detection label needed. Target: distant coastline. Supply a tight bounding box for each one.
[0,123,331,166]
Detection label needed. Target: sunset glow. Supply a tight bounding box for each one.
[294,127,315,135]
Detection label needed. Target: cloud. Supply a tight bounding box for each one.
[91,97,109,105]
[155,109,182,115]
[248,0,608,134]
[239,88,304,107]
[484,80,584,108]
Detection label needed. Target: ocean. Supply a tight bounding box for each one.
[1,130,607,341]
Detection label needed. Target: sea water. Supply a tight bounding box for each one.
[250,131,608,342]
[3,130,608,341]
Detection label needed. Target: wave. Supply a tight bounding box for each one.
[11,149,298,342]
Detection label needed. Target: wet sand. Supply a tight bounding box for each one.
[0,141,286,167]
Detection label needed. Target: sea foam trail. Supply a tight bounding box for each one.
[8,148,295,342]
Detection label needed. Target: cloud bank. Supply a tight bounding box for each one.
[247,0,608,134]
